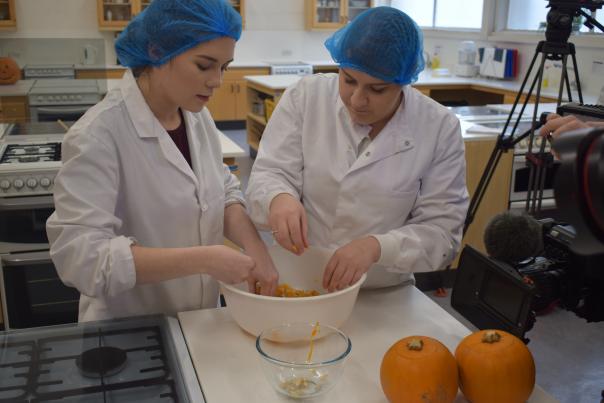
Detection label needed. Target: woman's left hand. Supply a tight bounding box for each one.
[322,237,381,292]
[245,244,279,297]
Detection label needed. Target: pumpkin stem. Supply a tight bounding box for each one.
[482,331,502,344]
[407,338,424,351]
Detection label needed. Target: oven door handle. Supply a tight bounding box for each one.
[2,250,51,266]
[0,195,54,210]
[35,106,91,114]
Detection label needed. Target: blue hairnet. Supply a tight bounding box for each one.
[115,0,242,68]
[324,7,425,85]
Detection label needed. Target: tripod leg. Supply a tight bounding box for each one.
[570,49,584,104]
[558,54,569,106]
[526,52,548,213]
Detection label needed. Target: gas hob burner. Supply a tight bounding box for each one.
[76,346,128,378]
[0,142,61,165]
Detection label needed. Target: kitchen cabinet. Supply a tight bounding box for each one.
[413,83,558,106]
[0,96,29,123]
[205,67,269,122]
[305,0,373,30]
[453,138,513,267]
[0,0,16,31]
[98,0,245,31]
[76,68,127,79]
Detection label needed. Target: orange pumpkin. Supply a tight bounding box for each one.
[455,330,535,403]
[0,57,20,85]
[380,336,458,403]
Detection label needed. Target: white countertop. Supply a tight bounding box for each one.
[244,74,303,90]
[0,80,36,97]
[219,131,246,158]
[178,285,558,403]
[243,70,598,105]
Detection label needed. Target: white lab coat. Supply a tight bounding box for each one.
[47,70,245,322]
[246,74,468,288]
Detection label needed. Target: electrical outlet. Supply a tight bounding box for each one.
[592,60,604,75]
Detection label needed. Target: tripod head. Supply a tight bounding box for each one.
[546,0,604,44]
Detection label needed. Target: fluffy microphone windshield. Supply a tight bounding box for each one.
[483,211,544,264]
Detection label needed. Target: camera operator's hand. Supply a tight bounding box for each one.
[539,113,604,141]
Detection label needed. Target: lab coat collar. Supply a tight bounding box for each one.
[120,70,200,189]
[346,87,415,173]
[121,70,162,139]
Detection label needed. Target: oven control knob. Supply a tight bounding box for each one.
[40,177,52,187]
[13,179,24,189]
[0,180,10,190]
[37,96,43,102]
[76,95,82,100]
[26,178,38,188]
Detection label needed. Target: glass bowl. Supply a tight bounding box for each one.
[256,322,351,400]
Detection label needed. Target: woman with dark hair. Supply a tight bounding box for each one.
[247,7,469,292]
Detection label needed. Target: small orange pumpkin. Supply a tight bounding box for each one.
[455,330,535,403]
[380,335,458,403]
[0,57,21,85]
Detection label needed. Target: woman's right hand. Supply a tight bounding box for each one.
[268,193,309,255]
[204,245,255,284]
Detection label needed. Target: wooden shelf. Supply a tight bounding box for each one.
[247,112,267,126]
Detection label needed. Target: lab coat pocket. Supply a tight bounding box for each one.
[369,188,419,229]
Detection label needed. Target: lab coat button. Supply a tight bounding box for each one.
[365,151,370,157]
[201,203,208,211]
[404,140,410,146]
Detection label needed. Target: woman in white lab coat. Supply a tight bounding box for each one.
[46,0,278,322]
[246,7,469,291]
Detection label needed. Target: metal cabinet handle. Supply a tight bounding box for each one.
[2,250,51,266]
[0,195,54,210]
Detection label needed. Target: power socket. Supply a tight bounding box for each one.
[592,60,604,75]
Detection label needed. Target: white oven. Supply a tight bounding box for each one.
[28,79,102,123]
[0,137,79,329]
[508,154,558,211]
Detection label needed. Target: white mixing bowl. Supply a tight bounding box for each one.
[220,245,366,336]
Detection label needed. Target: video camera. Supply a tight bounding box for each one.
[545,0,604,43]
[452,103,604,341]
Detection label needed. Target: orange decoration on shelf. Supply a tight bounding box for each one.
[0,57,21,85]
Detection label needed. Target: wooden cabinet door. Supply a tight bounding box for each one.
[234,79,249,120]
[344,0,372,23]
[97,0,136,31]
[306,0,346,30]
[452,139,513,267]
[206,81,237,121]
[0,96,29,123]
[0,0,16,31]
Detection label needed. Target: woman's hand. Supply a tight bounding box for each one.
[245,244,279,296]
[322,236,381,292]
[268,193,309,255]
[539,113,601,141]
[204,245,255,284]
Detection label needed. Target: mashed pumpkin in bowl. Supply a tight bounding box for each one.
[220,245,366,336]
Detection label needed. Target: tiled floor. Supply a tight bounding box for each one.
[224,129,604,403]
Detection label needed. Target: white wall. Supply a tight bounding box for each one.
[0,0,602,96]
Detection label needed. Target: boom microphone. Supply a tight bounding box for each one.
[484,211,544,264]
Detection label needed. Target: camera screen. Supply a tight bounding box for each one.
[451,245,535,338]
[482,272,525,324]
